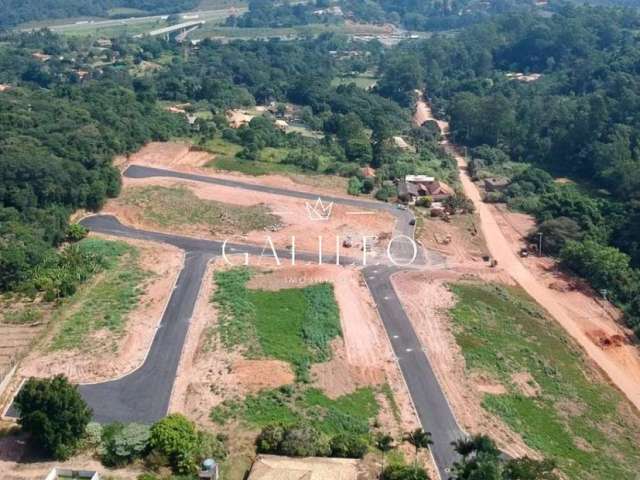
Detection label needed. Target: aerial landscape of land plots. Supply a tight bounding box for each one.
[3,1,640,480]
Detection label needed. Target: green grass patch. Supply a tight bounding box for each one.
[208,156,301,176]
[331,74,378,89]
[2,307,43,325]
[51,239,149,350]
[449,282,640,480]
[211,385,379,437]
[120,185,278,233]
[212,268,341,377]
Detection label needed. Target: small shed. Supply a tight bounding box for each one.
[484,177,510,192]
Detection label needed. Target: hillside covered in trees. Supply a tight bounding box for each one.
[377,3,640,330]
[0,31,188,292]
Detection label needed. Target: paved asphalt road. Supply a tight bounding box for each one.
[9,165,463,478]
[124,165,463,476]
[364,266,462,477]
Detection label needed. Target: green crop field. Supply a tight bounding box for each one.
[449,282,640,480]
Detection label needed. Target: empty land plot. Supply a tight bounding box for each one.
[116,184,280,234]
[212,267,341,379]
[49,238,149,351]
[449,282,640,479]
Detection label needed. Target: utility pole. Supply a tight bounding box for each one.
[538,232,543,257]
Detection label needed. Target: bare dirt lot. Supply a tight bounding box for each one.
[18,235,184,384]
[106,175,395,257]
[391,271,536,459]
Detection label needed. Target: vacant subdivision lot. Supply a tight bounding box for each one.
[18,236,183,383]
[449,282,640,480]
[171,263,422,479]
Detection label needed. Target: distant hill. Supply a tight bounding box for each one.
[0,0,199,29]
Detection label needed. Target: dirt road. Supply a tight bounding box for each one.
[414,94,640,410]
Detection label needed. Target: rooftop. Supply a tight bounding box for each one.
[247,454,360,480]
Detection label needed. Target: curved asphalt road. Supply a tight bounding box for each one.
[123,165,464,477]
[10,165,464,478]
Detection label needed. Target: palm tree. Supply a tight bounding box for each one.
[404,428,433,473]
[376,433,395,477]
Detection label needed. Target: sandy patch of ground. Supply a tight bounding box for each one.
[511,372,541,398]
[18,235,183,384]
[417,96,640,411]
[391,270,536,458]
[106,176,394,258]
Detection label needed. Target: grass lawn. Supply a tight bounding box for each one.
[211,268,341,377]
[331,74,378,90]
[211,385,379,437]
[449,282,640,480]
[51,239,148,350]
[120,185,278,233]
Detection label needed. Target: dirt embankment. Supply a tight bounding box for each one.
[415,95,640,411]
[392,271,536,459]
[19,236,184,384]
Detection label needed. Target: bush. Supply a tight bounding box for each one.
[256,423,331,457]
[195,430,227,462]
[415,196,432,208]
[66,223,89,242]
[330,433,368,458]
[529,217,583,255]
[382,464,429,479]
[256,424,285,453]
[347,176,364,196]
[375,185,396,201]
[150,414,199,474]
[362,177,375,194]
[280,423,331,457]
[15,375,92,460]
[101,422,151,467]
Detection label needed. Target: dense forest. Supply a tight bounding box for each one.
[378,4,640,329]
[0,0,198,29]
[0,31,187,292]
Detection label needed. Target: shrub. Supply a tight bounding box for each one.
[101,422,151,467]
[415,196,432,208]
[256,423,331,457]
[330,433,368,458]
[15,375,92,459]
[382,464,429,479]
[256,424,285,453]
[347,176,363,195]
[375,185,396,201]
[280,423,331,457]
[66,223,89,242]
[150,414,199,474]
